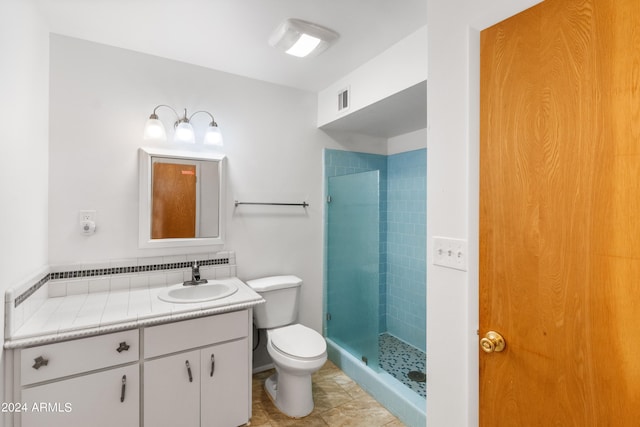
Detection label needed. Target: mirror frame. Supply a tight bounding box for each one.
[138,147,226,249]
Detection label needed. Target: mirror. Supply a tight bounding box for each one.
[139,147,225,248]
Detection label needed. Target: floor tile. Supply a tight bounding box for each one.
[249,361,405,426]
[320,397,398,427]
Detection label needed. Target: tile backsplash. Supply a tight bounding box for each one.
[5,251,237,339]
[49,257,229,281]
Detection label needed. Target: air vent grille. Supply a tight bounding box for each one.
[338,87,350,111]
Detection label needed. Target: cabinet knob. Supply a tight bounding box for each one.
[210,354,215,377]
[32,356,49,370]
[116,341,130,353]
[185,360,193,383]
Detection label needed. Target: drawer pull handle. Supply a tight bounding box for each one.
[120,375,126,402]
[116,341,130,353]
[185,360,193,383]
[32,356,49,370]
[210,354,215,377]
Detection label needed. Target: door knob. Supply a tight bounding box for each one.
[480,331,506,353]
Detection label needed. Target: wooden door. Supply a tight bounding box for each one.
[151,162,197,239]
[480,0,640,425]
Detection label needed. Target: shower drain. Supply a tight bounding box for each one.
[407,370,426,382]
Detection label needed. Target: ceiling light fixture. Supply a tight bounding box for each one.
[143,105,223,146]
[269,19,339,58]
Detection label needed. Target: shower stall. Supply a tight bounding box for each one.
[324,148,426,426]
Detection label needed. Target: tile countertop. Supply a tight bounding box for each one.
[4,277,264,349]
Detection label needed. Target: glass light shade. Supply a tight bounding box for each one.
[143,118,167,141]
[204,125,223,146]
[286,34,322,57]
[269,19,338,58]
[174,121,195,144]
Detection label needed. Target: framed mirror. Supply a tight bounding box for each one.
[138,147,225,248]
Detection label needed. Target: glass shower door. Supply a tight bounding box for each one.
[327,171,380,370]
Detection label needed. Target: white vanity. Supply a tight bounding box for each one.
[4,274,263,427]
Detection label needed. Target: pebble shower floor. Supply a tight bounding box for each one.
[379,333,426,398]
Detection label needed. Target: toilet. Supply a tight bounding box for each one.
[246,275,327,418]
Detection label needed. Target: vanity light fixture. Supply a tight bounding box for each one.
[143,105,223,146]
[269,19,339,58]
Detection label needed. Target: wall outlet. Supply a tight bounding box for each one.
[79,210,97,235]
[79,210,96,222]
[433,237,467,271]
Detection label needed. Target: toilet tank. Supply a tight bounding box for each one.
[246,275,302,329]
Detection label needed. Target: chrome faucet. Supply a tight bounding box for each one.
[183,261,208,286]
[192,262,201,281]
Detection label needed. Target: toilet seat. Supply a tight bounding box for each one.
[269,324,326,359]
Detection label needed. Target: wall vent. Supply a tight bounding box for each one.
[338,87,350,111]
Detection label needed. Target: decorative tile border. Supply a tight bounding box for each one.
[14,274,50,308]
[14,257,230,308]
[50,258,229,280]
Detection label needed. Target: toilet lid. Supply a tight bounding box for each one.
[270,324,327,359]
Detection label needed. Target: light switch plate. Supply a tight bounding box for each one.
[433,237,468,271]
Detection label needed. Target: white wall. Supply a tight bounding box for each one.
[48,35,347,333]
[387,128,427,155]
[426,1,542,426]
[317,26,427,128]
[0,0,49,302]
[0,1,49,421]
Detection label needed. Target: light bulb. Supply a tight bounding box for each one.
[204,125,223,146]
[174,121,195,144]
[143,118,167,142]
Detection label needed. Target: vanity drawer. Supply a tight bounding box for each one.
[20,329,139,386]
[144,310,248,359]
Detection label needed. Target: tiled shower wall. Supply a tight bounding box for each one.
[386,149,426,352]
[324,148,426,352]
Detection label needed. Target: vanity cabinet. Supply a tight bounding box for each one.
[143,310,251,427]
[15,330,139,427]
[8,309,253,427]
[144,340,248,427]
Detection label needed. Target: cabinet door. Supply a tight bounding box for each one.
[144,349,200,427]
[201,338,249,427]
[21,364,139,427]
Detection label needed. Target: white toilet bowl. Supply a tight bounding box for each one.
[246,276,328,417]
[264,324,327,418]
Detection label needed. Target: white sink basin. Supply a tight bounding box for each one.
[158,281,238,304]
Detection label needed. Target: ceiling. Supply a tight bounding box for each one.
[36,0,427,92]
